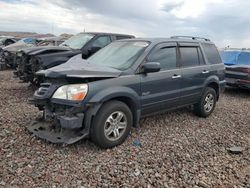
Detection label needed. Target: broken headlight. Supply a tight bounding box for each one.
[52,84,88,101]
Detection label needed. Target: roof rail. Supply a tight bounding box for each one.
[170,36,210,42]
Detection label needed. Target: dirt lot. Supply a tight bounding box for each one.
[0,70,249,188]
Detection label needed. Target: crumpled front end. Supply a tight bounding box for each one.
[0,49,5,70]
[0,50,16,69]
[28,83,94,144]
[16,55,43,84]
[28,102,88,144]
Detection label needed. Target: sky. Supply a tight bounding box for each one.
[0,0,250,48]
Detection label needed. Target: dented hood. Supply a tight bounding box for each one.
[37,54,122,78]
[3,42,35,52]
[21,45,71,56]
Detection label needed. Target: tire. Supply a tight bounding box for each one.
[194,87,217,117]
[91,100,133,149]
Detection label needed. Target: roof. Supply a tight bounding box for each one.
[119,37,214,44]
[78,32,135,37]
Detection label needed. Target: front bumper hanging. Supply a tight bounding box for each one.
[27,120,88,144]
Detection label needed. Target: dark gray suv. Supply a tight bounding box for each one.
[28,36,226,148]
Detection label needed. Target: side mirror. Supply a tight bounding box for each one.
[89,46,101,54]
[143,62,161,73]
[82,50,89,59]
[82,46,101,59]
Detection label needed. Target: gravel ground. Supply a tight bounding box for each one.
[0,70,249,188]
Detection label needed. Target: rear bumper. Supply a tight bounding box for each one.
[226,77,250,89]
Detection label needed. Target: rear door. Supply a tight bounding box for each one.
[140,42,182,115]
[178,43,209,105]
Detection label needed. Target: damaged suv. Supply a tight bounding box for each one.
[28,36,226,148]
[15,32,134,85]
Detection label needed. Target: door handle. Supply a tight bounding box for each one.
[202,70,209,74]
[172,74,181,79]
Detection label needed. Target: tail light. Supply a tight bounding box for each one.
[241,67,250,73]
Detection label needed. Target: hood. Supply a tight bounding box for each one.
[3,42,35,52]
[21,46,71,56]
[37,54,122,79]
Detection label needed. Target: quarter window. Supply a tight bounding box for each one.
[148,47,177,70]
[92,36,112,48]
[201,43,222,64]
[180,47,199,67]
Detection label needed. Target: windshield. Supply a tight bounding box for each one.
[87,41,149,70]
[60,33,94,50]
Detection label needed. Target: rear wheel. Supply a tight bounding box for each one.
[194,87,217,117]
[91,100,133,148]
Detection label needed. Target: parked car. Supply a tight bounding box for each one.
[0,38,42,69]
[220,49,250,89]
[37,36,65,46]
[0,36,19,48]
[15,32,135,86]
[28,36,226,148]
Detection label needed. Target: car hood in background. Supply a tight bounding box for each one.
[3,42,35,52]
[36,54,122,79]
[20,46,71,56]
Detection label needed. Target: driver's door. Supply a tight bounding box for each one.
[140,42,182,116]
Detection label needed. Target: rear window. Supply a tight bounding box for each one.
[180,47,199,67]
[202,43,222,64]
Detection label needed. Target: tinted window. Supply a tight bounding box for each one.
[202,43,222,64]
[92,36,112,48]
[148,47,177,70]
[180,47,199,67]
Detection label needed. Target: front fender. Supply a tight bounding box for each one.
[87,86,141,110]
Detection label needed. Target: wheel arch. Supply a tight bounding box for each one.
[204,77,220,100]
[87,87,141,128]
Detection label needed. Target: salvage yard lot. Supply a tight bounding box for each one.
[0,70,249,187]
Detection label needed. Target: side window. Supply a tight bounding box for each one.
[201,43,222,64]
[92,36,112,48]
[148,47,177,70]
[180,47,199,67]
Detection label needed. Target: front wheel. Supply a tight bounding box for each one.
[91,100,133,149]
[194,87,217,117]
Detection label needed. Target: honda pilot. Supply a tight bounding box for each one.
[28,36,226,148]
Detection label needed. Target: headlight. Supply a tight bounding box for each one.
[52,84,88,101]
